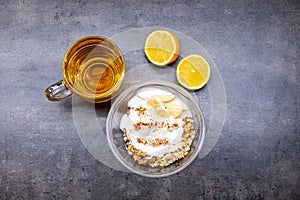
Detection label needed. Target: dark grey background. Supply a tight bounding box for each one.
[1,0,299,199]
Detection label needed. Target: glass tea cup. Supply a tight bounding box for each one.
[45,36,126,103]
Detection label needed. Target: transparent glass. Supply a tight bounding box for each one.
[45,36,126,103]
[106,81,205,177]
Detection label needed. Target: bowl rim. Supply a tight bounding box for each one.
[106,80,206,177]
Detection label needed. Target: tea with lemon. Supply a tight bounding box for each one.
[63,37,126,103]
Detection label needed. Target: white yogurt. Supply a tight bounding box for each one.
[120,88,192,158]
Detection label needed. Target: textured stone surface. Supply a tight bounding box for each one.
[1,0,300,199]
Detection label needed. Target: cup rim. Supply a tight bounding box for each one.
[106,80,206,177]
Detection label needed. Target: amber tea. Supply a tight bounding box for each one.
[45,36,126,103]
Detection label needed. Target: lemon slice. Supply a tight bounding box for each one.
[176,54,210,90]
[144,30,180,66]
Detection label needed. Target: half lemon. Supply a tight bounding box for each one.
[176,54,210,90]
[144,30,180,66]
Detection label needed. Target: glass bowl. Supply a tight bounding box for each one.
[106,81,205,177]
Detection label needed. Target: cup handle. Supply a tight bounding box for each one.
[45,80,73,101]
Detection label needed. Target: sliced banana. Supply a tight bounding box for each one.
[155,106,170,118]
[164,103,183,118]
[137,89,172,100]
[151,94,175,103]
[147,97,163,108]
